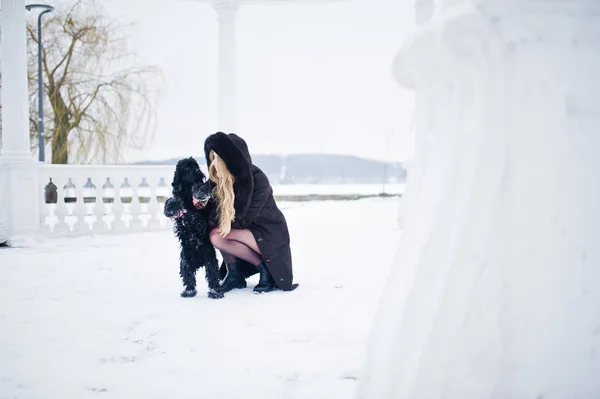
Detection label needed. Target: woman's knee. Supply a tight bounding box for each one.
[209,228,224,248]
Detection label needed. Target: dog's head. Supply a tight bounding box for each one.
[164,196,186,219]
[191,181,212,209]
[172,157,205,197]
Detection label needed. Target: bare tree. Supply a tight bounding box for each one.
[26,0,161,164]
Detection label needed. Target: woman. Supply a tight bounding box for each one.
[204,132,298,293]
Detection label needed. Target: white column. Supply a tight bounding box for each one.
[357,1,600,398]
[213,0,240,132]
[0,52,3,154]
[0,0,32,159]
[0,0,40,244]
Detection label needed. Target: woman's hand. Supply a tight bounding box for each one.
[171,209,186,219]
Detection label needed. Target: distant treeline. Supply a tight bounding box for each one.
[134,154,407,184]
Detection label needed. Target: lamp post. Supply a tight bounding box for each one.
[25,3,53,163]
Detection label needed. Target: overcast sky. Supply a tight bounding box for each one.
[96,0,416,163]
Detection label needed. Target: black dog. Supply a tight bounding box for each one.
[164,184,222,299]
[165,158,222,299]
[171,157,207,213]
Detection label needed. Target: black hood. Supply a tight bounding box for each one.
[204,132,252,178]
[204,132,254,217]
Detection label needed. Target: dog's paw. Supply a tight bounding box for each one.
[207,289,224,299]
[180,289,197,298]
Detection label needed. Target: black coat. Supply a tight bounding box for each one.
[204,132,297,291]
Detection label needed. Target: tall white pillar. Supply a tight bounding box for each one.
[214,0,239,132]
[1,54,3,153]
[357,1,600,398]
[1,0,32,159]
[0,0,40,244]
[196,0,341,132]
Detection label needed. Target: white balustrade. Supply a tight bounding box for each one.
[129,178,143,231]
[52,175,70,235]
[0,164,10,243]
[39,179,50,233]
[72,176,89,233]
[111,178,127,233]
[38,165,176,236]
[92,180,108,233]
[146,176,163,230]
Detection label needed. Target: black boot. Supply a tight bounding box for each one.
[219,261,247,293]
[254,262,276,294]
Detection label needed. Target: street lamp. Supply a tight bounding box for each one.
[25,3,54,163]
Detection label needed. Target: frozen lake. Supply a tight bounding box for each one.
[272,183,405,196]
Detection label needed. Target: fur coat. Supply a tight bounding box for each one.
[204,132,297,291]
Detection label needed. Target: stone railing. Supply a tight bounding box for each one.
[38,165,175,235]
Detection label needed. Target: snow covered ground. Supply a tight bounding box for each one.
[0,197,401,399]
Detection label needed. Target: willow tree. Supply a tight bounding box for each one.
[26,0,161,164]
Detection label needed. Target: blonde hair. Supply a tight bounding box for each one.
[209,150,236,237]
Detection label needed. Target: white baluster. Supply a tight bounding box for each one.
[111,178,126,232]
[53,177,70,235]
[0,165,9,243]
[147,176,161,230]
[73,177,89,233]
[156,176,170,204]
[129,177,143,230]
[39,177,50,233]
[156,175,171,229]
[92,176,108,233]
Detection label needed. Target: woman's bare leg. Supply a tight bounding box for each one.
[212,228,275,293]
[210,228,263,266]
[220,251,237,264]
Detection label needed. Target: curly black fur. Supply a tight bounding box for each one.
[164,195,222,299]
[166,157,222,299]
[171,157,206,212]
